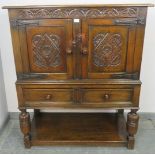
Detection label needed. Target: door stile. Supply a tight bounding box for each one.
[18,25,31,73]
[72,19,82,79]
[81,19,88,79]
[126,26,136,73]
[65,19,74,79]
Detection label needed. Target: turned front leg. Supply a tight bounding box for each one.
[19,109,31,148]
[127,109,139,149]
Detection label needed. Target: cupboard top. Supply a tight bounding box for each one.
[2,4,154,9]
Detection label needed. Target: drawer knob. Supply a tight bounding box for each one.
[104,94,110,100]
[45,94,52,100]
[66,48,72,54]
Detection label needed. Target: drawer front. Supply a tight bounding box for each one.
[23,89,74,106]
[17,85,140,108]
[81,89,133,106]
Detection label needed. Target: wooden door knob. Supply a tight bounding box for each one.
[81,48,88,55]
[104,94,110,100]
[72,40,76,47]
[66,48,72,54]
[77,34,83,42]
[45,94,52,100]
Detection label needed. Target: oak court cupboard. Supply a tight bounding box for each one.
[3,3,154,149]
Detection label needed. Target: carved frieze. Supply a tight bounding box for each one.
[16,7,138,19]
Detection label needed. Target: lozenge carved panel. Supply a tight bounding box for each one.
[93,32,122,67]
[32,33,62,68]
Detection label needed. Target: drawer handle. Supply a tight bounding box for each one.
[45,94,52,100]
[66,48,72,54]
[104,94,110,100]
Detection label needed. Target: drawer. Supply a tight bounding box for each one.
[23,89,74,106]
[81,89,133,106]
[18,86,140,108]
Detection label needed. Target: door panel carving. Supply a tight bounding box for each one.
[89,26,128,73]
[32,33,61,68]
[27,26,66,73]
[93,32,122,67]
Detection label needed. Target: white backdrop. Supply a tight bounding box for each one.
[0,0,155,112]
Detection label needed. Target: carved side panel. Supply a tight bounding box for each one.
[15,7,138,19]
[32,33,62,68]
[93,32,122,67]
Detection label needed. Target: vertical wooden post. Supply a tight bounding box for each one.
[117,109,124,114]
[34,109,40,116]
[19,109,31,148]
[127,109,139,149]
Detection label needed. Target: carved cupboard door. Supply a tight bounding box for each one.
[18,19,73,80]
[81,19,137,79]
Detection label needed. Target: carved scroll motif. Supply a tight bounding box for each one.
[32,33,61,68]
[93,32,122,67]
[17,8,138,19]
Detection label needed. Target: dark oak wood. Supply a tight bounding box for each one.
[19,109,31,148]
[82,18,137,79]
[31,112,127,146]
[17,19,73,79]
[4,4,151,149]
[127,109,139,149]
[16,83,140,109]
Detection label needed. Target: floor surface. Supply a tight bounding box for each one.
[0,113,155,154]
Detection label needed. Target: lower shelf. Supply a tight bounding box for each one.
[31,112,127,146]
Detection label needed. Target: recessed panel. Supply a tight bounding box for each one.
[26,26,66,73]
[89,26,128,73]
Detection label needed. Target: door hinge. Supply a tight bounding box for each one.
[112,72,139,80]
[17,73,47,80]
[114,18,145,26]
[10,19,39,27]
